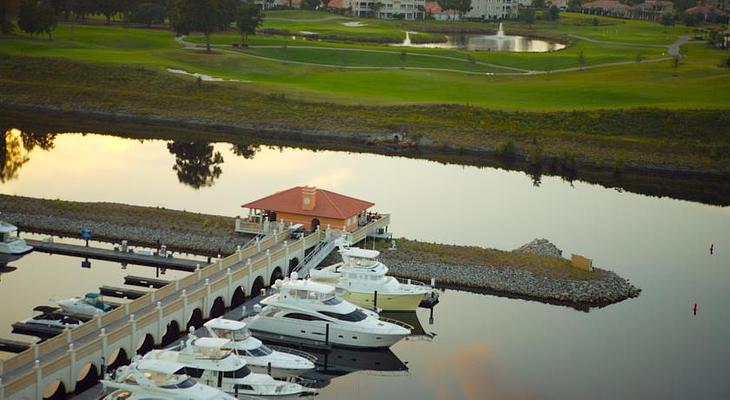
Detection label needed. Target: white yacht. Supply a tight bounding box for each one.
[246,274,412,349]
[0,221,32,255]
[56,292,114,316]
[310,246,435,312]
[203,318,316,378]
[145,337,317,399]
[102,359,235,400]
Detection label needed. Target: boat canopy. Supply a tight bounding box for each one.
[0,221,18,234]
[135,359,185,375]
[204,318,247,331]
[192,337,231,349]
[340,247,380,259]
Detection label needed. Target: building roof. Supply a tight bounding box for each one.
[425,1,444,13]
[242,186,374,220]
[582,0,630,9]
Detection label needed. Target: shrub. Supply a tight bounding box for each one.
[495,141,517,158]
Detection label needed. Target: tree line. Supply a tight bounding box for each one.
[1,0,264,48]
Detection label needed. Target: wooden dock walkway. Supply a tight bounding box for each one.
[26,239,202,271]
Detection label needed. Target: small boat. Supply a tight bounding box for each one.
[102,359,235,400]
[0,221,32,255]
[22,312,83,329]
[310,246,437,312]
[144,337,317,399]
[246,273,412,349]
[56,292,114,317]
[203,318,316,378]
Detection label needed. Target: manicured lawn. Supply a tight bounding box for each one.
[0,14,728,110]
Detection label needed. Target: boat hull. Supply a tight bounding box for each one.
[248,319,407,349]
[343,291,424,312]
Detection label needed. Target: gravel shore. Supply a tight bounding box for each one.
[379,241,641,308]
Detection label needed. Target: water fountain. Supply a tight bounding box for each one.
[496,22,505,39]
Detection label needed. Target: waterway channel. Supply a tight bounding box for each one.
[1,128,728,399]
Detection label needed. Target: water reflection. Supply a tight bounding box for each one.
[231,144,261,159]
[167,141,224,189]
[395,32,567,52]
[0,129,56,183]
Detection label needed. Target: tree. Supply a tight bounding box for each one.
[18,0,38,36]
[659,12,674,31]
[370,1,382,17]
[234,0,261,47]
[520,7,536,26]
[171,0,227,52]
[301,0,319,9]
[452,0,471,18]
[547,4,559,20]
[35,0,56,39]
[129,3,167,26]
[577,49,586,70]
[532,0,545,8]
[230,143,260,159]
[2,0,15,33]
[167,141,224,189]
[566,0,582,11]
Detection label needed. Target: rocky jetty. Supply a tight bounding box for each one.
[513,238,563,258]
[379,239,641,308]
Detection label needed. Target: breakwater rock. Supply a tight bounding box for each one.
[379,240,641,308]
[513,238,563,258]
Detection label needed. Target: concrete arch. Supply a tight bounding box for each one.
[210,297,225,319]
[251,276,265,298]
[288,258,299,275]
[74,363,98,394]
[42,380,66,400]
[186,308,204,331]
[161,320,182,347]
[107,347,129,370]
[231,286,246,308]
[136,333,155,356]
[270,267,283,286]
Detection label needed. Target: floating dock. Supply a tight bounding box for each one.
[124,275,170,289]
[26,239,201,271]
[0,339,32,353]
[11,322,64,339]
[99,285,147,299]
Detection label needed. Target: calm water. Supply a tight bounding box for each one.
[396,33,566,52]
[1,129,729,398]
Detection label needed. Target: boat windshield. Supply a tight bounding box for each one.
[322,296,343,305]
[320,309,368,322]
[195,344,232,360]
[159,377,196,389]
[247,346,273,357]
[211,327,249,341]
[223,366,252,378]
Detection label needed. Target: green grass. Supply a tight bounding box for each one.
[1,19,728,110]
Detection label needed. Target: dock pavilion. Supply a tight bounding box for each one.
[237,186,376,233]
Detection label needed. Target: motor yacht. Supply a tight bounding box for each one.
[102,359,235,400]
[203,318,316,378]
[246,274,412,349]
[310,246,436,312]
[22,312,83,329]
[56,292,114,316]
[144,337,317,399]
[0,221,32,255]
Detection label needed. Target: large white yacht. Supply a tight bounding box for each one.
[246,274,412,348]
[310,246,435,312]
[0,221,32,255]
[102,359,235,400]
[203,318,316,378]
[144,337,317,399]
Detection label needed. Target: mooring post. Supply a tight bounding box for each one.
[65,326,73,344]
[247,258,252,282]
[373,290,378,310]
[99,328,108,365]
[68,343,76,389]
[129,314,137,352]
[197,264,202,280]
[237,245,242,262]
[267,362,272,376]
[325,323,330,346]
[34,359,41,400]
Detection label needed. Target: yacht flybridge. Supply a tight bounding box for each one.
[246,273,412,348]
[309,246,436,312]
[0,221,32,255]
[102,359,235,400]
[203,318,316,378]
[56,292,114,316]
[144,337,317,399]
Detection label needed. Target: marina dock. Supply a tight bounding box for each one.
[25,239,202,271]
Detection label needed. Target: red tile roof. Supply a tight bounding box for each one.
[425,1,443,13]
[242,186,374,220]
[582,0,630,9]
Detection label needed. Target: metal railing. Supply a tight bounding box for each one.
[377,317,414,332]
[267,345,318,364]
